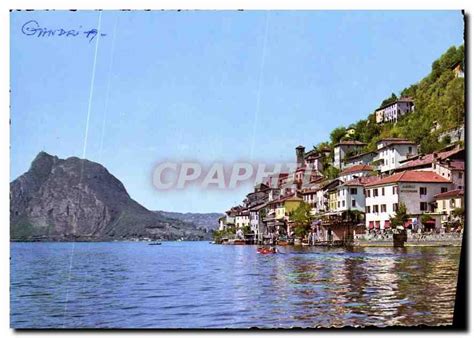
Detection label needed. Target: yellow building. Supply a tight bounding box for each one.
[328,189,338,212]
[434,189,464,223]
[275,195,303,220]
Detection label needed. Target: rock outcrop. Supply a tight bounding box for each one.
[10,152,210,241]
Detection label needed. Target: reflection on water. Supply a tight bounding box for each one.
[10,242,460,328]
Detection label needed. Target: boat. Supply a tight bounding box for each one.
[148,242,162,246]
[233,239,246,245]
[257,247,277,254]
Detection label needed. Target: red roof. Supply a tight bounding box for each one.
[335,140,366,146]
[377,137,412,144]
[434,189,464,199]
[340,164,373,175]
[365,171,451,187]
[439,160,464,171]
[377,139,416,151]
[342,176,379,187]
[397,147,463,171]
[267,194,302,205]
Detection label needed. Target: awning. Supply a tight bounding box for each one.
[424,220,436,225]
[384,220,391,229]
[369,221,374,229]
[375,221,381,229]
[404,220,412,228]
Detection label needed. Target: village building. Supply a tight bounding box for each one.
[243,183,270,208]
[397,145,464,171]
[295,145,306,168]
[235,210,250,229]
[313,179,341,214]
[451,61,464,78]
[249,202,267,243]
[434,189,464,225]
[263,194,303,242]
[343,151,377,169]
[375,97,415,124]
[221,206,243,231]
[395,146,465,189]
[333,140,367,170]
[328,188,338,213]
[375,108,385,124]
[304,149,325,173]
[336,176,379,214]
[438,125,465,144]
[364,171,452,232]
[262,172,289,190]
[339,164,374,182]
[373,138,417,173]
[218,215,226,231]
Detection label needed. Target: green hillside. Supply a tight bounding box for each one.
[321,44,465,157]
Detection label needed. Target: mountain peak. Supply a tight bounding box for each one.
[11,153,211,241]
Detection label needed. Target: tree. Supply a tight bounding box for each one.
[330,127,347,145]
[322,165,340,180]
[452,207,465,225]
[242,225,252,235]
[289,202,314,238]
[379,93,398,108]
[390,203,409,230]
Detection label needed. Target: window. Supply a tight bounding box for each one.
[367,189,371,197]
[373,189,379,197]
[458,172,463,179]
[342,201,345,208]
[450,199,456,208]
[373,205,379,213]
[408,146,412,153]
[420,187,427,195]
[337,201,340,208]
[366,206,371,213]
[442,200,446,210]
[393,186,398,195]
[381,204,387,212]
[393,203,399,212]
[381,187,385,196]
[350,188,357,195]
[420,202,428,211]
[441,187,448,193]
[352,200,356,207]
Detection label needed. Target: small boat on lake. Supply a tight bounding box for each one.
[257,247,278,254]
[148,242,162,246]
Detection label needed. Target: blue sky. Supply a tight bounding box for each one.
[10,10,464,213]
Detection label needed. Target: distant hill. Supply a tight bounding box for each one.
[155,211,223,231]
[10,152,211,241]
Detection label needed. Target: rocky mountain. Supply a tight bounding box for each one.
[155,211,223,231]
[10,152,211,241]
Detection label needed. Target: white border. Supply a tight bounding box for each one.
[1,1,472,337]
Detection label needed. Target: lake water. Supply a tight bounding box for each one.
[10,242,460,329]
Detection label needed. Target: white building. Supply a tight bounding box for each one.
[375,97,414,124]
[235,211,250,229]
[339,164,374,182]
[336,176,378,213]
[314,179,341,214]
[343,151,377,169]
[333,140,366,170]
[364,171,452,231]
[373,138,417,173]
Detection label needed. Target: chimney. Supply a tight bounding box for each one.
[296,145,305,168]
